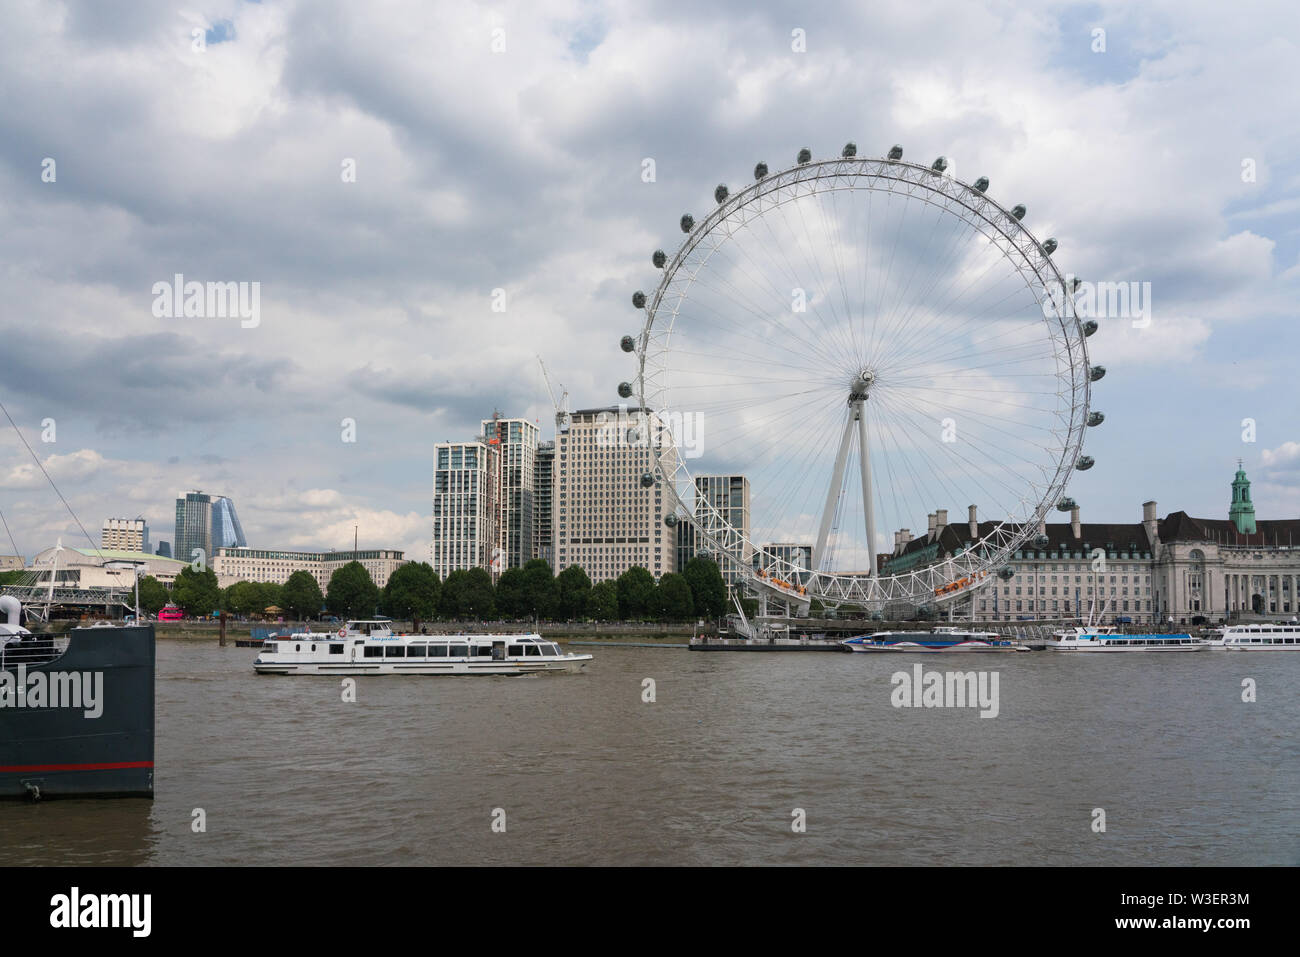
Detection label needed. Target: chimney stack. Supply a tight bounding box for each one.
[1143,500,1159,548]
[935,508,948,530]
[927,512,937,540]
[1071,505,1081,539]
[968,504,978,538]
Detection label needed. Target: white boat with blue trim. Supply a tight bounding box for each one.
[843,626,1029,653]
[253,619,592,675]
[1047,625,1207,652]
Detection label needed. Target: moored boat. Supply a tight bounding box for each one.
[253,619,592,675]
[0,596,155,800]
[1046,625,1206,652]
[843,626,1028,653]
[1221,622,1300,651]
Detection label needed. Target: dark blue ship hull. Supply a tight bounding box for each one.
[0,624,155,799]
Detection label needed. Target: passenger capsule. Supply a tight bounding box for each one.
[973,176,989,193]
[1042,237,1058,255]
[618,381,633,399]
[1034,534,1050,548]
[1076,455,1095,471]
[632,291,646,309]
[797,147,812,164]
[680,214,694,233]
[887,144,903,160]
[931,156,948,173]
[842,142,857,158]
[1083,320,1098,336]
[714,184,729,204]
[652,249,667,268]
[754,162,768,180]
[620,335,636,353]
[1089,365,1106,382]
[1071,276,1082,292]
[664,513,678,528]
[640,472,655,488]
[997,566,1015,580]
[1087,411,1105,427]
[1011,204,1026,221]
[626,427,641,444]
[1056,497,1077,512]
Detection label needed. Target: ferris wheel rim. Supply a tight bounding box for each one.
[631,150,1093,609]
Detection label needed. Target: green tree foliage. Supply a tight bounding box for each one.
[325,561,380,619]
[654,572,695,621]
[494,567,527,618]
[683,557,727,619]
[555,565,592,620]
[171,565,221,617]
[381,562,440,622]
[616,566,656,619]
[137,575,170,615]
[439,567,496,619]
[281,570,325,620]
[520,559,557,619]
[587,580,618,620]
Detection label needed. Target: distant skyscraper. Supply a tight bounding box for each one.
[694,474,751,584]
[534,440,555,566]
[482,415,538,570]
[101,517,149,553]
[210,496,247,549]
[174,491,212,565]
[432,439,501,580]
[156,541,172,559]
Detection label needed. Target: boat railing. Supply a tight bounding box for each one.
[1,632,71,670]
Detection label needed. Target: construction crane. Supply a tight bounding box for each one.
[536,355,571,433]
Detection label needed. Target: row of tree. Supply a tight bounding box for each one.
[150,556,730,623]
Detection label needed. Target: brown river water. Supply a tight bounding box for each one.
[1,639,1296,866]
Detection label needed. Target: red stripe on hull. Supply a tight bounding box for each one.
[0,761,153,773]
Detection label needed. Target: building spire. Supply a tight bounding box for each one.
[1229,462,1257,535]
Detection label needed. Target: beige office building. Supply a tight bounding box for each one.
[214,548,406,590]
[101,517,149,553]
[554,406,680,582]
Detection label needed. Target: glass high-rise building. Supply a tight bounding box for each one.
[211,496,247,549]
[694,474,752,584]
[174,491,212,566]
[432,440,501,580]
[534,440,555,566]
[482,415,538,570]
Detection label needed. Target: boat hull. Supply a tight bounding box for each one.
[0,625,155,800]
[846,641,1027,653]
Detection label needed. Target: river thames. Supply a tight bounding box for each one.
[1,639,1296,866]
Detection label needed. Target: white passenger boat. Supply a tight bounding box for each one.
[253,619,592,675]
[843,627,1028,653]
[1046,626,1207,652]
[1221,622,1300,651]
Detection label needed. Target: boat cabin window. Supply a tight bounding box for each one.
[448,644,469,657]
[525,644,541,656]
[385,645,405,658]
[430,645,448,658]
[329,643,344,655]
[363,646,384,658]
[540,644,558,656]
[263,641,277,650]
[476,646,493,657]
[408,645,427,658]
[508,644,524,657]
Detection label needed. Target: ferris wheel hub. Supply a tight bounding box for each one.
[849,370,875,401]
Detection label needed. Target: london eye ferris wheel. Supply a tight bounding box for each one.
[619,143,1103,612]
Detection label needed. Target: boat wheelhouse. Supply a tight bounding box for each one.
[252,619,592,675]
[1221,622,1300,651]
[1047,626,1206,652]
[843,627,1028,653]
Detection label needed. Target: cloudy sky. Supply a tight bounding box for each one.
[0,0,1297,565]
